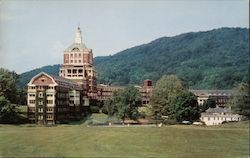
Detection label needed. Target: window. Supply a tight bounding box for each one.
[47,94,53,97]
[70,60,73,63]
[38,108,43,112]
[72,48,79,51]
[68,69,71,73]
[41,78,46,82]
[47,108,53,112]
[74,53,77,57]
[47,100,53,104]
[70,54,73,57]
[79,53,81,57]
[78,60,81,63]
[38,115,43,120]
[39,101,43,105]
[65,60,68,63]
[75,60,77,63]
[29,100,35,104]
[208,117,210,121]
[29,94,35,97]
[39,92,43,98]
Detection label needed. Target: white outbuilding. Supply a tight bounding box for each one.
[200,107,241,126]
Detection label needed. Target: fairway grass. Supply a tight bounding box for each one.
[0,121,249,158]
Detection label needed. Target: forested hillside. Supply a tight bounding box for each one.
[19,27,249,89]
[94,27,248,89]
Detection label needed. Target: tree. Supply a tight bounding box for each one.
[169,91,200,122]
[229,82,250,119]
[0,96,20,123]
[201,98,216,112]
[0,68,24,123]
[150,75,185,118]
[103,86,141,123]
[0,68,19,104]
[150,75,200,123]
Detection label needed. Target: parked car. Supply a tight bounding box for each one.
[192,121,203,125]
[182,121,191,125]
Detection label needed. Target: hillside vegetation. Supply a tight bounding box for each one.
[19,27,249,89]
[94,27,248,89]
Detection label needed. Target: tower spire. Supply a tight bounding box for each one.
[75,26,82,44]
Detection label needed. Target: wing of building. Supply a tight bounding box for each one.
[27,72,83,125]
[190,90,232,107]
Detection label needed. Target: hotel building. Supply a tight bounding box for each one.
[27,27,96,124]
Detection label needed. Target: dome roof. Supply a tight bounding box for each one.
[65,43,89,52]
[64,27,90,52]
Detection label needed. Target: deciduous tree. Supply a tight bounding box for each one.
[169,91,200,122]
[150,75,200,123]
[104,86,141,123]
[0,68,24,123]
[201,98,216,112]
[230,82,250,119]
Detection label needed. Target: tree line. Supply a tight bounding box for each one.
[103,74,250,124]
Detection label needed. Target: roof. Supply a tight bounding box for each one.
[28,72,82,90]
[64,43,89,52]
[190,89,232,96]
[205,107,232,114]
[64,27,90,52]
[50,75,80,89]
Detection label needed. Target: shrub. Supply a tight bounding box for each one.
[90,106,100,113]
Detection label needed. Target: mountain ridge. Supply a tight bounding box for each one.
[18,27,249,89]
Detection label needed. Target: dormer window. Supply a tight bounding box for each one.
[72,47,80,51]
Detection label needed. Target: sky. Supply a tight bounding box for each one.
[0,0,249,74]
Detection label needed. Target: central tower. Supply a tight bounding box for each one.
[59,27,97,100]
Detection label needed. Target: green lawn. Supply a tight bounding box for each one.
[0,116,249,157]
